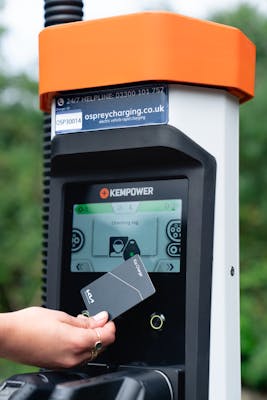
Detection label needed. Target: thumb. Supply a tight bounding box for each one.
[77,311,109,329]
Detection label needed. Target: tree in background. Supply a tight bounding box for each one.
[0,5,43,375]
[0,75,42,313]
[212,4,267,390]
[0,1,266,392]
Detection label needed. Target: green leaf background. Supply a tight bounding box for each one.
[0,2,267,393]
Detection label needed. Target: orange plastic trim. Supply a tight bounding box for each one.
[39,12,256,112]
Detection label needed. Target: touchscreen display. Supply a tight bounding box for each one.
[70,197,183,273]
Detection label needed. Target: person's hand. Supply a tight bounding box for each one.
[0,307,115,369]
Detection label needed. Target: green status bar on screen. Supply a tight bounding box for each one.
[74,199,181,215]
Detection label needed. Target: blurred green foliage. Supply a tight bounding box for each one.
[0,1,266,391]
[0,74,42,313]
[212,4,267,390]
[0,28,43,377]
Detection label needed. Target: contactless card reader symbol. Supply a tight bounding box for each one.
[123,239,141,260]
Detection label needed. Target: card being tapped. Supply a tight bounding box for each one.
[80,255,156,320]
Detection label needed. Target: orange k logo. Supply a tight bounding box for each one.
[100,187,109,199]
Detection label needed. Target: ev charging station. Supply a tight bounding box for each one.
[0,8,255,400]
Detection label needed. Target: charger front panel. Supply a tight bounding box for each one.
[44,124,215,398]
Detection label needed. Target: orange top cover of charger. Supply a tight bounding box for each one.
[39,11,256,112]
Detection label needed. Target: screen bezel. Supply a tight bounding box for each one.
[60,178,188,317]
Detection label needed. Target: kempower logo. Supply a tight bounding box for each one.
[99,187,109,199]
[99,186,154,199]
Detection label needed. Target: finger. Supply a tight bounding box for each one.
[75,320,116,353]
[93,321,116,348]
[67,311,109,330]
[81,346,107,365]
[64,318,115,362]
[77,314,99,329]
[91,311,110,327]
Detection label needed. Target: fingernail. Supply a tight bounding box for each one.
[92,311,108,322]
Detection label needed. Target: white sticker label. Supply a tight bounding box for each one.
[53,84,168,136]
[56,111,82,133]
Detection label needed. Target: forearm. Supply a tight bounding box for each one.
[0,311,18,360]
[0,307,116,368]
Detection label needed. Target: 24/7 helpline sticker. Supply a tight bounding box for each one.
[52,83,168,136]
